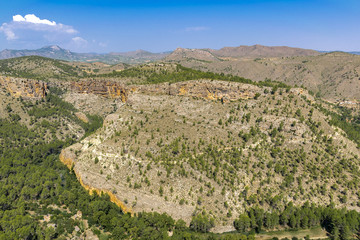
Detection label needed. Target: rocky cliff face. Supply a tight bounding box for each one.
[70,80,128,102]
[67,79,260,105]
[134,80,259,102]
[0,75,315,108]
[0,76,47,99]
[59,148,133,214]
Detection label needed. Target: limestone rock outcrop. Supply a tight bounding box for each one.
[135,80,259,102]
[70,80,128,102]
[0,76,47,99]
[67,79,260,105]
[59,148,133,214]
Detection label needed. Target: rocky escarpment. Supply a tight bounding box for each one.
[0,75,314,111]
[70,80,128,102]
[60,138,196,222]
[69,79,261,103]
[70,79,311,104]
[133,80,260,102]
[0,75,47,99]
[69,79,259,103]
[63,79,262,115]
[59,148,133,214]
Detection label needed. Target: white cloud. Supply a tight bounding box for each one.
[185,26,209,32]
[13,14,56,26]
[0,14,77,41]
[0,23,16,40]
[72,36,88,46]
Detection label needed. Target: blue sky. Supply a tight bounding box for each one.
[0,0,359,52]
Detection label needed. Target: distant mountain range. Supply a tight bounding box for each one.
[210,44,321,58]
[165,45,321,63]
[1,45,359,65]
[0,45,170,64]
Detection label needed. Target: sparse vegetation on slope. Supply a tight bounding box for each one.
[316,103,360,148]
[0,56,84,81]
[65,81,360,234]
[97,63,291,89]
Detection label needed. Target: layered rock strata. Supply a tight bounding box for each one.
[0,76,47,99]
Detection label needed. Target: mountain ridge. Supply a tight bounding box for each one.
[2,44,359,65]
[166,45,321,62]
[211,44,321,58]
[0,45,170,64]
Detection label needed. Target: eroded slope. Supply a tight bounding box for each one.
[60,80,360,232]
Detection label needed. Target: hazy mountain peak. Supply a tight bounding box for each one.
[0,45,169,64]
[50,45,61,50]
[167,47,219,62]
[174,47,186,51]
